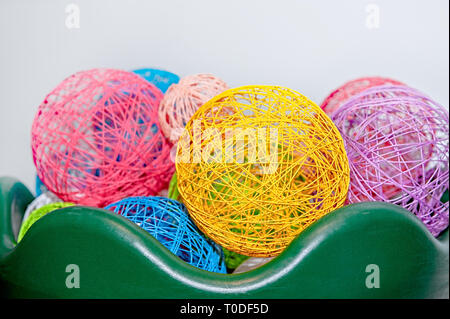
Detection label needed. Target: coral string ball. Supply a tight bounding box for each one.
[158,73,228,143]
[176,85,350,257]
[31,68,174,207]
[332,85,449,237]
[321,76,404,115]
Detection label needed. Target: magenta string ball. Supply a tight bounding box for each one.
[158,73,228,143]
[332,85,449,236]
[321,76,404,115]
[31,68,175,207]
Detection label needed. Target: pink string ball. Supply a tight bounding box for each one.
[158,73,228,143]
[332,85,449,236]
[31,68,175,207]
[321,76,404,115]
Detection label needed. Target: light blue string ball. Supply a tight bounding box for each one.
[132,68,180,93]
[35,174,48,196]
[105,196,227,273]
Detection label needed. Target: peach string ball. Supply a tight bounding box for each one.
[175,85,350,257]
[31,68,174,207]
[158,73,228,144]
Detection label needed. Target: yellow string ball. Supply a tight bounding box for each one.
[176,85,350,257]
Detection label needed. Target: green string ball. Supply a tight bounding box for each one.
[222,247,250,272]
[18,202,75,242]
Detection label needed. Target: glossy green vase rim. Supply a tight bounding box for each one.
[0,176,448,298]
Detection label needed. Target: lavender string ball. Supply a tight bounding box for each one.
[332,85,449,236]
[105,196,227,273]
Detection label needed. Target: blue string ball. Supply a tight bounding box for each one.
[133,68,180,93]
[105,196,227,273]
[35,174,48,196]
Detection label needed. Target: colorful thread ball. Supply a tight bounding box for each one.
[158,73,228,144]
[333,84,438,201]
[332,85,449,237]
[167,171,181,201]
[133,68,180,93]
[18,202,74,242]
[105,196,227,273]
[176,85,350,257]
[222,247,249,272]
[321,76,404,115]
[22,191,62,224]
[35,174,48,197]
[31,68,174,207]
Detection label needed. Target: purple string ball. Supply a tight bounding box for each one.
[332,85,449,237]
[105,196,227,273]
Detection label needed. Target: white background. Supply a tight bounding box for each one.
[0,0,449,192]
